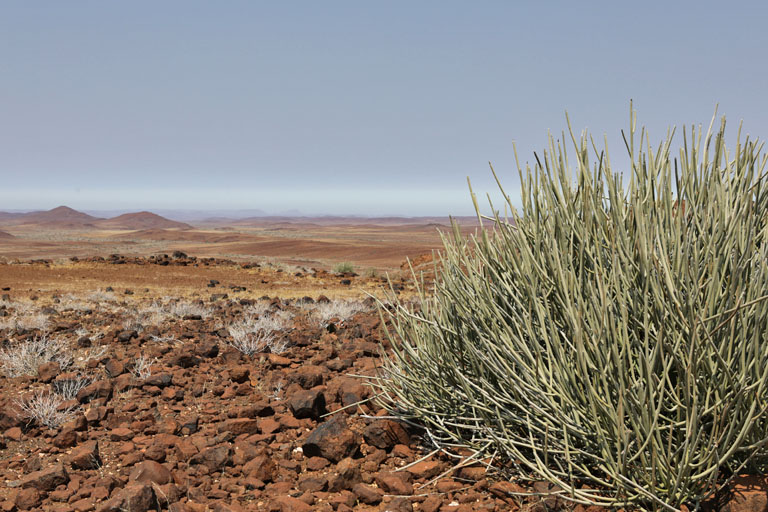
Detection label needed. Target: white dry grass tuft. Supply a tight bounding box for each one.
[312,300,367,327]
[169,301,212,319]
[0,335,73,377]
[87,291,117,304]
[130,354,156,379]
[227,309,292,355]
[227,325,275,356]
[52,375,93,400]
[15,391,79,429]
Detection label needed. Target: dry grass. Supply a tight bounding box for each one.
[310,300,367,326]
[0,335,73,377]
[52,375,93,400]
[15,390,79,429]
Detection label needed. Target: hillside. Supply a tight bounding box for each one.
[95,211,192,230]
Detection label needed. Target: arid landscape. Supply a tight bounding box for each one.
[0,209,522,512]
[0,206,479,272]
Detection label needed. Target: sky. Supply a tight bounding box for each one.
[1,1,767,216]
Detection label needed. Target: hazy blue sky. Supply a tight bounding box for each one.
[1,1,766,216]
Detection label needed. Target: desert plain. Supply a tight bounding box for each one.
[0,206,532,512]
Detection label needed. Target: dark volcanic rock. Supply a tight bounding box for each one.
[288,389,326,420]
[363,419,411,451]
[302,415,359,463]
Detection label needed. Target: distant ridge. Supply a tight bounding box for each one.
[95,211,192,230]
[0,206,191,230]
[0,230,14,239]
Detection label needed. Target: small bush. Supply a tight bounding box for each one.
[333,262,354,274]
[0,335,73,377]
[312,300,366,327]
[16,391,79,429]
[227,310,291,355]
[169,301,212,319]
[52,375,93,400]
[374,109,768,509]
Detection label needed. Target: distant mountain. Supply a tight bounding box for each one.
[12,206,102,227]
[0,230,14,239]
[95,211,192,230]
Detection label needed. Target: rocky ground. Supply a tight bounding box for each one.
[0,256,526,512]
[0,257,763,512]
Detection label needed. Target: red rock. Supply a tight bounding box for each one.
[109,427,133,441]
[69,441,101,470]
[175,439,199,461]
[328,457,361,492]
[221,418,260,435]
[405,460,442,480]
[375,473,413,496]
[458,466,486,481]
[104,359,125,377]
[391,444,413,458]
[298,475,328,493]
[383,497,414,512]
[77,380,112,403]
[20,463,69,491]
[723,475,768,512]
[243,455,276,482]
[328,490,356,509]
[5,427,22,441]
[267,354,292,367]
[37,361,61,383]
[420,496,443,512]
[488,481,526,499]
[53,428,79,448]
[72,497,96,512]
[143,440,167,462]
[353,483,384,505]
[129,461,172,485]
[229,366,250,383]
[114,373,134,392]
[290,365,325,389]
[14,488,42,510]
[258,417,281,434]
[96,484,155,512]
[306,457,329,471]
[189,445,230,472]
[273,496,312,512]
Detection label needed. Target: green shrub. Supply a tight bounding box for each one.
[372,108,768,510]
[333,262,354,274]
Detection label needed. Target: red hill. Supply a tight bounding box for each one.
[15,206,101,227]
[0,230,14,239]
[96,212,192,230]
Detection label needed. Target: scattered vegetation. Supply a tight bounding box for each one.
[52,375,93,400]
[333,262,355,274]
[15,391,79,429]
[169,301,212,319]
[130,354,156,379]
[312,300,366,326]
[227,309,292,355]
[0,335,73,378]
[374,109,768,509]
